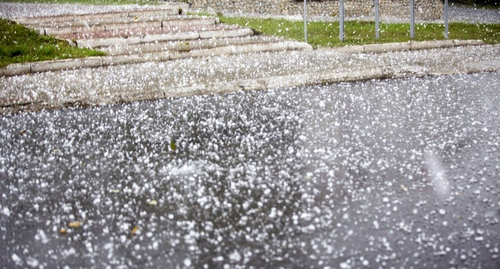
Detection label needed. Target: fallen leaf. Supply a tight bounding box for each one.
[110,189,120,194]
[68,221,82,228]
[401,185,408,192]
[131,226,139,236]
[148,200,158,206]
[60,228,67,234]
[20,129,27,135]
[170,140,176,151]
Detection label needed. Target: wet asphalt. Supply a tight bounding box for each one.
[1,2,500,268]
[1,72,499,269]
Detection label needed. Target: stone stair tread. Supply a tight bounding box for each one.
[166,41,312,60]
[100,35,287,55]
[23,15,215,28]
[15,4,186,24]
[62,24,245,40]
[76,28,256,49]
[37,18,218,36]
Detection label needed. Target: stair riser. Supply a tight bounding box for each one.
[3,42,310,76]
[40,19,217,36]
[162,18,216,27]
[102,36,283,56]
[77,29,254,49]
[16,7,184,25]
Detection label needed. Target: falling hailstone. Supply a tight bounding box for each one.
[11,254,23,266]
[229,250,241,262]
[425,151,450,198]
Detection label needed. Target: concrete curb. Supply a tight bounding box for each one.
[0,40,486,77]
[4,58,499,114]
[321,39,485,54]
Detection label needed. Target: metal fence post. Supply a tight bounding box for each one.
[339,0,344,42]
[304,0,307,43]
[444,0,449,39]
[410,0,415,39]
[375,0,379,39]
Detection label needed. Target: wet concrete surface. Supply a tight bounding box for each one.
[2,44,500,114]
[1,72,499,268]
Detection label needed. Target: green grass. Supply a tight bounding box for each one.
[220,17,500,48]
[0,19,105,68]
[2,0,158,4]
[1,2,499,68]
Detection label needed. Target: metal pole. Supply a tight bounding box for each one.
[375,0,379,39]
[304,0,307,43]
[340,0,344,42]
[444,0,449,39]
[410,0,415,39]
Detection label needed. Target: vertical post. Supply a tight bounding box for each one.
[304,0,307,43]
[444,0,449,39]
[339,0,344,42]
[410,0,415,39]
[375,0,379,39]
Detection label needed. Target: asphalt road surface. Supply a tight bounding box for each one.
[1,72,499,269]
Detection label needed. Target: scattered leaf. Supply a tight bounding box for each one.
[170,140,176,151]
[68,221,82,228]
[60,228,67,235]
[401,185,408,192]
[20,129,27,135]
[110,189,121,194]
[148,200,158,206]
[131,226,139,236]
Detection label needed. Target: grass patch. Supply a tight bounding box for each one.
[2,0,158,4]
[220,17,500,48]
[0,18,105,68]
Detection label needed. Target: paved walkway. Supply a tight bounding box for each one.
[1,3,499,114]
[2,43,499,114]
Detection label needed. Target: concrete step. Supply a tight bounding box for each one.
[0,41,312,76]
[75,27,255,49]
[25,15,217,29]
[59,23,237,40]
[100,35,286,55]
[15,4,186,24]
[149,40,313,61]
[6,5,313,74]
[33,16,218,36]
